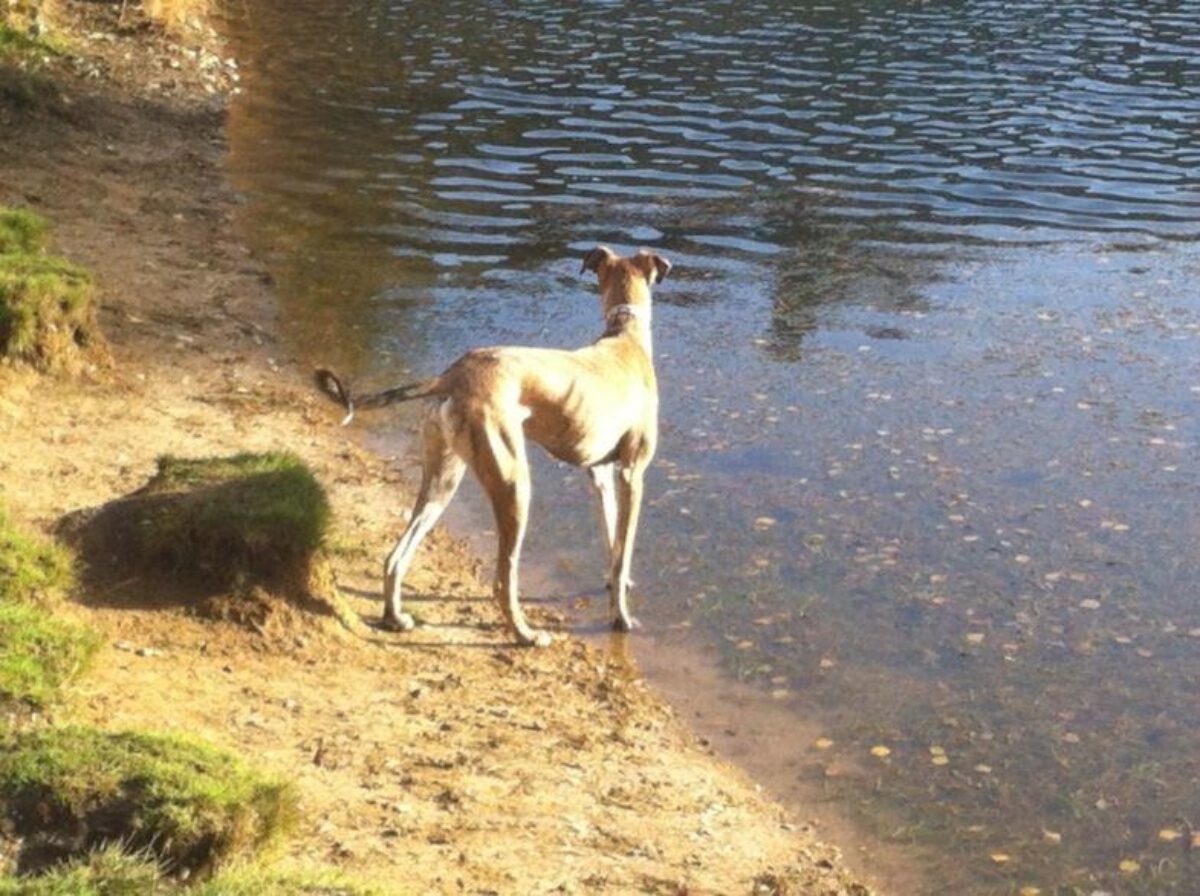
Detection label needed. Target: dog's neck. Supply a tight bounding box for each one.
[603,303,653,353]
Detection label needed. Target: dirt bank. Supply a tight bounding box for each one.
[0,4,873,893]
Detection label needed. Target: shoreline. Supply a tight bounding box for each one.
[1,5,876,893]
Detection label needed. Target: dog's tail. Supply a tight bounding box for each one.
[314,368,443,426]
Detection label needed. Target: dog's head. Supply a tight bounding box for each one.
[581,246,671,322]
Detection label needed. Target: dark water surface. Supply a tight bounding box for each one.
[223,2,1200,892]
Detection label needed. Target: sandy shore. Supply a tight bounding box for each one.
[0,5,874,893]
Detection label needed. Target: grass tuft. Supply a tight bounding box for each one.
[0,206,103,372]
[0,505,74,606]
[0,208,48,256]
[192,865,384,896]
[0,849,382,895]
[0,727,297,876]
[0,845,163,895]
[0,506,94,709]
[0,22,60,60]
[0,602,99,709]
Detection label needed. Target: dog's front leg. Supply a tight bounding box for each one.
[609,462,646,632]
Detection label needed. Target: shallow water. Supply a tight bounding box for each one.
[224,2,1200,892]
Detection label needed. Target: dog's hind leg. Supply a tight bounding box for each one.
[472,417,548,647]
[609,460,648,632]
[381,404,466,631]
[587,462,617,588]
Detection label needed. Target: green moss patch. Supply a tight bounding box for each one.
[0,24,52,60]
[0,602,99,710]
[0,845,162,895]
[0,727,297,877]
[0,849,380,895]
[0,207,103,373]
[0,208,47,256]
[192,866,382,896]
[0,508,94,710]
[0,506,74,606]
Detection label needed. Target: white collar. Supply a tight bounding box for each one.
[606,303,650,326]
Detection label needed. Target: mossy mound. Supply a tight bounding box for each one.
[59,453,353,632]
[139,454,331,583]
[0,207,104,373]
[69,452,330,588]
[0,727,297,877]
[0,507,95,710]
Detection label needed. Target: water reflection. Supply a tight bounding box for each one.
[224,1,1200,892]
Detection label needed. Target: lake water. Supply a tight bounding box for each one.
[223,2,1200,892]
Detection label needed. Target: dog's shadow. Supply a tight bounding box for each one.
[339,584,559,605]
[344,585,568,650]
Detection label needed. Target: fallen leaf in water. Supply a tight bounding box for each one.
[1118,859,1141,873]
[974,764,993,774]
[819,657,836,669]
[735,640,754,650]
[1042,830,1062,845]
[1018,888,1041,896]
[870,745,891,759]
[814,738,834,750]
[1079,599,1101,610]
[931,755,949,766]
[753,516,776,530]
[1158,828,1182,842]
[989,853,1010,864]
[770,689,790,700]
[965,633,985,645]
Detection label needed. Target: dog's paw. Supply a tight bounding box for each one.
[612,615,641,633]
[380,612,415,633]
[517,630,552,648]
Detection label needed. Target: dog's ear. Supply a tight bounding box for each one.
[581,245,616,276]
[634,250,672,285]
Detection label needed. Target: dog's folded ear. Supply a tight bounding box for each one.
[634,250,672,285]
[581,245,616,275]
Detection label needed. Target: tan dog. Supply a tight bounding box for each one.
[315,246,670,646]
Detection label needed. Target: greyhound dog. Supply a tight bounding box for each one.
[315,246,670,647]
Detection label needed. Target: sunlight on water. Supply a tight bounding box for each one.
[224,2,1200,891]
